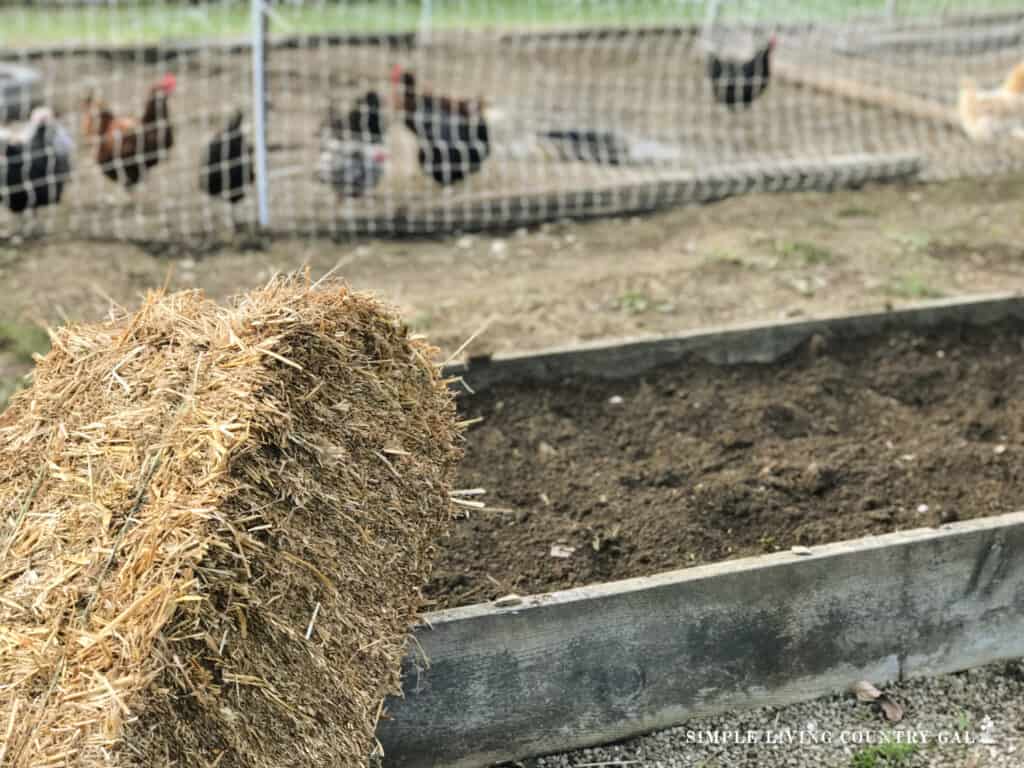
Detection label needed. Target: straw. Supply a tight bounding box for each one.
[0,274,462,767]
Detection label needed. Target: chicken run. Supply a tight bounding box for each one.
[5,4,1024,768]
[3,6,1024,240]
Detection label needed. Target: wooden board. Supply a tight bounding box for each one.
[323,152,923,237]
[444,293,1024,391]
[372,294,1024,766]
[773,57,960,131]
[378,513,1024,767]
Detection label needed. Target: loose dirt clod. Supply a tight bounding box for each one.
[0,275,462,767]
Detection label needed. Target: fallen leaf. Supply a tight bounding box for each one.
[878,695,904,723]
[851,680,882,702]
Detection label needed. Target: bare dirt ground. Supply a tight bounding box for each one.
[3,173,1024,389]
[435,318,1024,609]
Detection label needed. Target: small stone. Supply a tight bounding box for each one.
[538,441,557,459]
[493,594,522,607]
[791,546,813,556]
[550,544,576,559]
[917,503,930,514]
[994,444,1007,455]
[490,239,508,257]
[456,235,474,249]
[608,395,624,405]
[514,227,529,238]
[808,333,828,358]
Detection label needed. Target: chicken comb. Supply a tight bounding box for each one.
[158,73,177,93]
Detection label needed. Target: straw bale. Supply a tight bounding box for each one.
[0,275,463,767]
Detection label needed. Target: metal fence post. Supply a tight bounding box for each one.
[419,0,432,46]
[251,0,270,229]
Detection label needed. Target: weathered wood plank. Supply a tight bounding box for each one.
[774,57,960,130]
[311,153,922,238]
[378,513,1024,767]
[443,293,1024,392]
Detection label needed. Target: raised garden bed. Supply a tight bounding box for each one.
[378,295,1024,767]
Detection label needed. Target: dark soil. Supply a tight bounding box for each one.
[427,319,1024,610]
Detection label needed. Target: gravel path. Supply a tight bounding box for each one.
[521,660,1024,768]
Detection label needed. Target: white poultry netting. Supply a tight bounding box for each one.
[0,0,1023,242]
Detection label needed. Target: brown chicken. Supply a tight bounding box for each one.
[82,73,176,188]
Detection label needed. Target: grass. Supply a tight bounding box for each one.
[836,206,878,219]
[954,708,974,732]
[615,290,652,314]
[850,741,919,767]
[0,321,50,365]
[0,321,49,411]
[887,274,945,300]
[777,239,837,266]
[615,290,674,315]
[887,231,934,254]
[2,0,1021,46]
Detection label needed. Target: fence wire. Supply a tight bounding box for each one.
[0,0,1023,242]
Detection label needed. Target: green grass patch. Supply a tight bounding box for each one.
[835,206,878,219]
[887,231,933,253]
[850,741,919,767]
[3,0,1020,46]
[614,290,674,315]
[0,321,50,364]
[777,239,837,266]
[887,274,945,300]
[615,290,652,315]
[0,321,48,411]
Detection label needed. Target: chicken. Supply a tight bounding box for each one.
[317,93,388,199]
[326,91,386,144]
[958,61,1024,142]
[0,107,73,236]
[200,110,254,210]
[82,73,176,189]
[317,139,388,199]
[707,36,776,109]
[390,65,491,186]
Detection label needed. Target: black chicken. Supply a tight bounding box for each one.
[707,36,776,109]
[0,107,73,234]
[326,91,386,144]
[199,110,254,222]
[391,65,490,186]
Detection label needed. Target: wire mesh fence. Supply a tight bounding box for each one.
[1,0,1023,243]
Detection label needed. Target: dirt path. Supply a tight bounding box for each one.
[2,175,1024,398]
